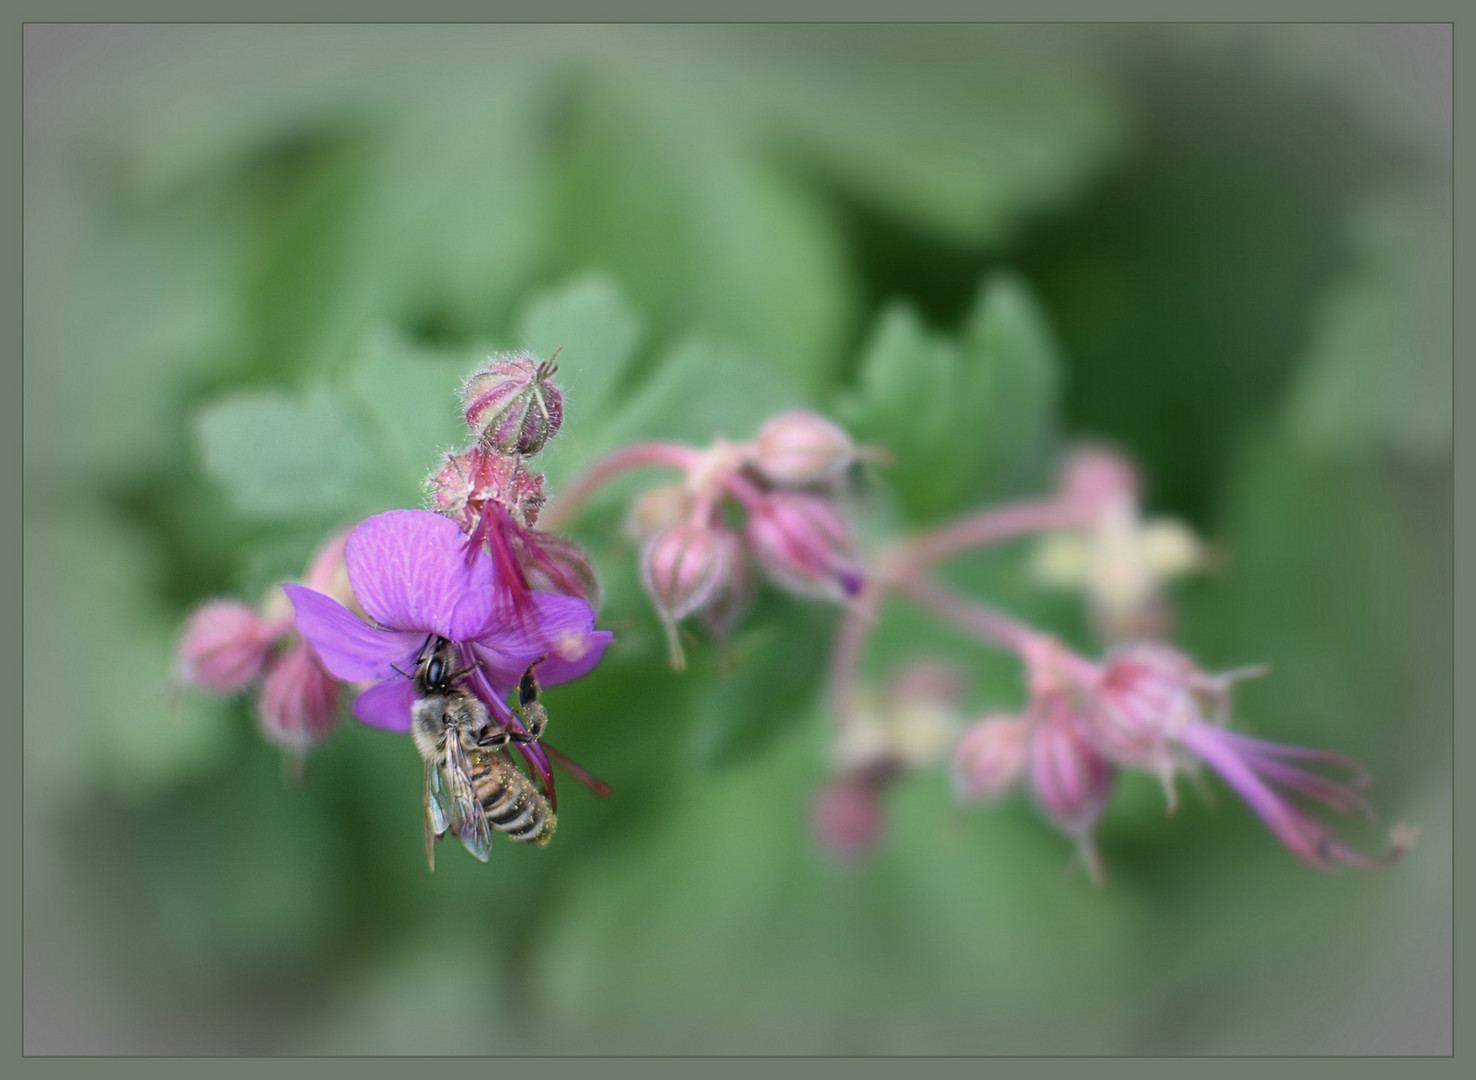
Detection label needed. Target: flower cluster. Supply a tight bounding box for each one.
[178,354,611,816]
[427,350,600,619]
[542,410,868,668]
[811,443,1412,879]
[177,529,352,766]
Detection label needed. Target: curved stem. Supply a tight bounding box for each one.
[890,496,1096,571]
[541,442,701,531]
[826,583,879,723]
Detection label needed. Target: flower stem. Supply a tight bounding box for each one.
[541,442,702,531]
[890,496,1096,571]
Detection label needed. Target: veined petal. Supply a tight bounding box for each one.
[352,676,417,732]
[344,510,498,640]
[471,591,607,692]
[284,584,421,682]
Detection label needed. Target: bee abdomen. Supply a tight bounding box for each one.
[473,760,557,846]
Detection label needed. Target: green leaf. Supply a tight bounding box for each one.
[842,274,1062,523]
[193,384,395,522]
[602,337,802,449]
[1282,182,1452,462]
[959,274,1062,490]
[686,600,836,770]
[341,328,477,486]
[535,719,1150,1053]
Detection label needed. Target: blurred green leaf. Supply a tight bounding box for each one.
[736,26,1128,244]
[842,274,1062,523]
[193,384,393,522]
[1282,181,1452,462]
[687,600,836,769]
[25,512,234,806]
[536,720,1150,1052]
[602,338,802,448]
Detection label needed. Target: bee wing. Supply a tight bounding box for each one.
[444,735,493,863]
[422,760,442,872]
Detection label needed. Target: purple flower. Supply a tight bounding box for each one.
[283,509,610,743]
[1083,642,1411,870]
[1179,722,1413,871]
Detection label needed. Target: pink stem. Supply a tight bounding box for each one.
[826,585,878,722]
[540,442,702,530]
[896,575,1100,685]
[894,496,1096,569]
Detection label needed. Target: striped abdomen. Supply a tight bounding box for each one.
[470,755,556,846]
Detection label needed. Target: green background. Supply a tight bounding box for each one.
[24,25,1450,1053]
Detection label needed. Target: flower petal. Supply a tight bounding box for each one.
[538,628,614,687]
[352,676,417,732]
[284,584,422,682]
[470,591,607,691]
[344,510,498,639]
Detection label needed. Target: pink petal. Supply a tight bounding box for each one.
[352,676,417,732]
[344,510,498,640]
[283,584,422,682]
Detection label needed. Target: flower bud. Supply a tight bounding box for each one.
[744,491,863,601]
[753,411,855,487]
[1058,442,1139,514]
[520,530,602,609]
[178,600,279,694]
[1088,642,1202,767]
[811,775,885,861]
[639,522,740,667]
[257,641,340,751]
[952,714,1030,803]
[1028,700,1115,841]
[460,351,564,456]
[624,483,697,543]
[426,447,546,532]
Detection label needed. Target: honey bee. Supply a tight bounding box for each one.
[406,635,556,870]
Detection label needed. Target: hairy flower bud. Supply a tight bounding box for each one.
[744,491,863,601]
[426,447,546,532]
[753,410,856,487]
[257,640,340,752]
[1028,699,1115,882]
[1088,643,1202,766]
[178,600,280,694]
[639,522,740,668]
[811,775,885,861]
[460,351,564,456]
[952,714,1031,803]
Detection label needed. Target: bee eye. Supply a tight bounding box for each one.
[428,659,445,685]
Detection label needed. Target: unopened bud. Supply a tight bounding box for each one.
[639,522,740,668]
[1088,642,1201,767]
[520,531,602,609]
[753,411,855,487]
[624,483,696,543]
[257,640,340,751]
[1028,700,1115,840]
[460,351,564,456]
[426,447,546,532]
[178,600,280,694]
[952,714,1030,803]
[1058,442,1139,513]
[811,776,885,861]
[744,492,863,602]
